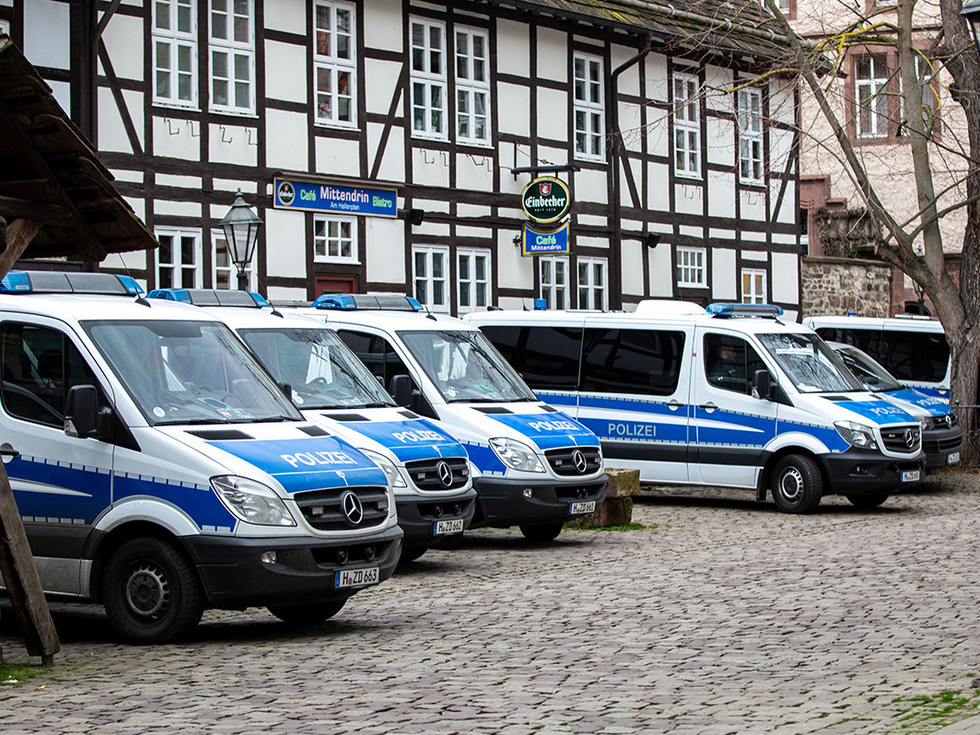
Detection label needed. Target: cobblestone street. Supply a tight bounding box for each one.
[3,472,980,734]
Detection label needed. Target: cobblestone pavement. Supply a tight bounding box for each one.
[3,472,980,734]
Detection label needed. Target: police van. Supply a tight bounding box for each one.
[467,301,926,514]
[293,295,607,542]
[802,314,950,398]
[0,272,402,643]
[146,288,477,563]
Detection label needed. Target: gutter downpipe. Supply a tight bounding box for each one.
[609,35,652,309]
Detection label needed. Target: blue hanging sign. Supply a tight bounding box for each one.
[273,177,398,218]
[522,221,570,256]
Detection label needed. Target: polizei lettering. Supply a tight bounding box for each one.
[392,430,445,443]
[608,422,656,438]
[528,420,579,432]
[281,451,358,468]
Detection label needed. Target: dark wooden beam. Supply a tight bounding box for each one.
[0,194,73,225]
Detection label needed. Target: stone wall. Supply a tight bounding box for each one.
[801,256,897,317]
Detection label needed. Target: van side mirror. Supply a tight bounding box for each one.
[389,375,416,410]
[65,385,101,438]
[751,370,773,401]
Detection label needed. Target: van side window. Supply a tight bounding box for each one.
[815,327,949,383]
[1,323,104,428]
[479,325,582,390]
[704,334,767,395]
[336,330,411,394]
[581,328,685,396]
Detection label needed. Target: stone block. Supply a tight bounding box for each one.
[566,468,640,529]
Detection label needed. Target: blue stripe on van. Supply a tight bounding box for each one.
[7,455,111,524]
[113,472,236,530]
[887,389,952,416]
[481,410,601,450]
[460,440,507,476]
[836,398,917,425]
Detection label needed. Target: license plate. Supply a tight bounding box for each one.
[948,452,960,465]
[570,500,596,515]
[433,518,464,535]
[335,567,379,589]
[900,470,921,483]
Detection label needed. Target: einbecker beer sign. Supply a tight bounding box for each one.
[521,176,571,225]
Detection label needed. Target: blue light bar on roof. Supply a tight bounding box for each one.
[0,271,144,295]
[707,302,783,318]
[311,293,424,312]
[146,288,270,307]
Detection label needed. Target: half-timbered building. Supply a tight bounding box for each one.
[2,0,803,317]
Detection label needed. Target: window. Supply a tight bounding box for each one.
[577,257,607,311]
[856,55,889,138]
[153,0,197,106]
[455,28,490,145]
[900,55,939,137]
[313,215,358,263]
[156,228,202,289]
[313,1,355,126]
[457,248,490,313]
[573,53,605,159]
[413,245,449,312]
[704,333,767,395]
[479,325,583,391]
[209,0,254,114]
[673,72,701,176]
[676,247,706,288]
[582,328,686,396]
[410,19,447,139]
[777,0,791,10]
[738,88,764,183]
[213,232,255,289]
[539,256,569,310]
[741,268,767,304]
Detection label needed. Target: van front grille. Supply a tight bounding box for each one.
[293,486,389,530]
[545,447,602,476]
[880,426,921,454]
[406,457,470,491]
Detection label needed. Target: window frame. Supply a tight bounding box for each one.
[572,52,605,161]
[313,214,359,264]
[855,53,890,139]
[152,0,198,108]
[676,246,707,289]
[212,231,256,290]
[208,0,255,115]
[673,71,702,178]
[737,87,764,185]
[412,244,450,313]
[313,0,357,128]
[539,256,570,310]
[741,268,767,304]
[155,226,203,290]
[456,247,492,314]
[577,256,608,311]
[454,26,491,147]
[410,17,448,141]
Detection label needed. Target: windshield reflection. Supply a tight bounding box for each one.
[758,333,863,394]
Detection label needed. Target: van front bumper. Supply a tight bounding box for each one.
[183,525,403,609]
[922,425,963,471]
[821,450,925,494]
[396,488,478,548]
[470,475,607,529]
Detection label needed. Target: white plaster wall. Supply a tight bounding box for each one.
[619,100,645,153]
[500,232,535,290]
[712,248,737,300]
[458,203,492,218]
[705,67,733,113]
[365,217,406,284]
[708,171,736,219]
[114,247,148,275]
[612,46,641,95]
[364,0,402,55]
[575,168,608,206]
[265,41,307,104]
[536,27,566,83]
[412,149,450,187]
[706,118,735,167]
[316,135,361,178]
[537,87,567,142]
[264,209,307,278]
[646,110,669,158]
[740,189,766,222]
[772,180,796,226]
[496,19,529,77]
[770,128,794,178]
[102,14,143,81]
[24,0,69,69]
[741,250,768,262]
[365,58,402,117]
[456,226,492,239]
[264,111,306,170]
[498,83,531,138]
[621,239,644,297]
[648,162,670,213]
[152,118,200,160]
[645,54,669,102]
[578,214,607,228]
[710,228,735,241]
[213,178,257,196]
[577,236,607,250]
[154,200,202,218]
[771,251,800,306]
[679,225,704,239]
[265,0,306,35]
[674,183,703,216]
[365,123,404,182]
[211,123,259,166]
[158,174,203,189]
[49,80,71,117]
[98,88,143,154]
[648,241,673,297]
[770,80,795,127]
[456,153,494,192]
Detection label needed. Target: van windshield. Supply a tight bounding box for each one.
[237,326,395,410]
[758,333,863,394]
[83,320,302,425]
[399,330,537,403]
[833,345,904,392]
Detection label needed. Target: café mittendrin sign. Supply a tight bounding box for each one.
[520,176,571,256]
[273,177,397,217]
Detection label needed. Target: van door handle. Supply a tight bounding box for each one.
[666,400,684,410]
[698,402,718,412]
[0,444,20,460]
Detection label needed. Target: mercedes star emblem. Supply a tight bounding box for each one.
[341,491,364,525]
[572,449,588,474]
[437,460,454,488]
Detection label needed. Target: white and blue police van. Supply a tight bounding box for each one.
[292,294,607,542]
[803,314,951,399]
[467,301,926,514]
[0,272,402,643]
[828,341,961,472]
[146,288,477,563]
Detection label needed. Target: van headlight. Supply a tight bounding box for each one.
[211,476,296,526]
[489,437,545,473]
[361,449,408,489]
[834,421,879,451]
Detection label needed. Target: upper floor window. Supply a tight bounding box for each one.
[673,72,701,177]
[213,232,255,290]
[856,55,889,139]
[540,256,570,310]
[457,248,491,313]
[209,0,254,114]
[741,268,767,304]
[573,53,605,160]
[413,245,450,312]
[156,227,202,289]
[314,214,358,263]
[737,87,764,184]
[900,55,939,137]
[314,1,356,126]
[577,257,608,310]
[455,28,490,145]
[676,246,706,288]
[410,19,447,139]
[153,0,197,107]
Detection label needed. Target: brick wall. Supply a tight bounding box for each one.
[801,256,896,317]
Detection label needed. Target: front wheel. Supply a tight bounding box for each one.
[846,492,890,509]
[267,599,347,625]
[519,523,564,542]
[102,537,205,644]
[770,455,823,514]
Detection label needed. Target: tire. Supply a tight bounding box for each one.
[102,537,205,644]
[770,454,823,514]
[845,492,890,509]
[267,599,346,625]
[519,523,564,542]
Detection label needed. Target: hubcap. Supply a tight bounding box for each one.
[125,563,170,618]
[779,467,804,502]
